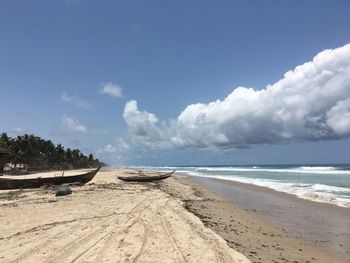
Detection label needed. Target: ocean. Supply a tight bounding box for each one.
[137,164,350,208]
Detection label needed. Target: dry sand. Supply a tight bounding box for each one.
[0,168,249,263]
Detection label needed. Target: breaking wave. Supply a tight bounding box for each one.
[139,165,350,207]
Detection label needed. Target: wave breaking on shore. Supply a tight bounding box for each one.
[139,165,350,207]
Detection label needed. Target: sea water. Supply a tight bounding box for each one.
[137,164,350,208]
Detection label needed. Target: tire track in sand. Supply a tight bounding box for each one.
[48,196,154,263]
[131,217,149,263]
[8,220,84,263]
[46,220,116,263]
[157,203,188,263]
[117,197,155,262]
[166,198,237,263]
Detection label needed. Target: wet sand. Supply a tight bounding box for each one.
[178,176,349,262]
[188,177,350,259]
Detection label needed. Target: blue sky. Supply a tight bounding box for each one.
[1,0,350,166]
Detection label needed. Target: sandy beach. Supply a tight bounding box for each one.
[177,176,349,263]
[0,168,249,263]
[0,167,348,263]
[2,3,350,263]
[189,176,350,261]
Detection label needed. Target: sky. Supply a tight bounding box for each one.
[1,0,350,166]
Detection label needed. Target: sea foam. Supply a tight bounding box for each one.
[140,165,350,208]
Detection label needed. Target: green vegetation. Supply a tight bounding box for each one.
[0,133,103,171]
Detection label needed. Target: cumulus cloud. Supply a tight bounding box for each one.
[99,83,123,98]
[100,144,117,153]
[96,138,130,163]
[326,98,350,136]
[97,138,130,153]
[12,127,24,134]
[123,43,350,149]
[115,137,130,151]
[123,100,169,148]
[61,92,90,108]
[62,116,88,133]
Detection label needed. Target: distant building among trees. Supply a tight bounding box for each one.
[0,133,103,174]
[0,147,10,174]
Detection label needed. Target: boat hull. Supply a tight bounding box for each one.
[0,166,101,190]
[117,170,175,182]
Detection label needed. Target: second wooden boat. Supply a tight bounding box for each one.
[117,170,175,182]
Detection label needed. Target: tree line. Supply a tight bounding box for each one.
[0,133,103,171]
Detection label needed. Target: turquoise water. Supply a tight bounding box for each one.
[138,164,350,207]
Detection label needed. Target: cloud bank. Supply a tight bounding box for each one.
[99,83,123,98]
[123,43,350,149]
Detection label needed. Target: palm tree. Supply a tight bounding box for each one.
[0,132,103,171]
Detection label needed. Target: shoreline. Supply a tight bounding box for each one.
[173,174,349,262]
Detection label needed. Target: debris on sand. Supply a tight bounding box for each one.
[55,186,72,196]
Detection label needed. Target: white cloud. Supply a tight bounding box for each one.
[123,43,350,149]
[101,144,117,153]
[116,137,130,150]
[13,127,24,133]
[91,128,109,135]
[123,100,169,148]
[97,138,129,155]
[99,83,123,98]
[62,116,88,133]
[61,92,90,108]
[96,138,131,163]
[326,98,350,136]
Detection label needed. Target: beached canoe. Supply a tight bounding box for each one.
[0,166,101,190]
[117,170,175,182]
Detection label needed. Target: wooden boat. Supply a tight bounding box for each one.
[0,166,101,190]
[117,170,175,182]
